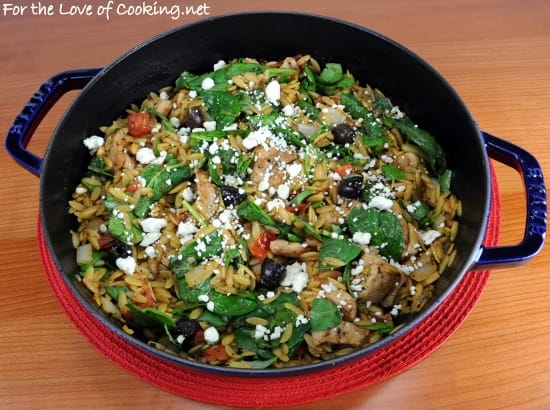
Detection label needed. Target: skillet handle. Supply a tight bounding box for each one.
[4,68,102,176]
[473,132,547,269]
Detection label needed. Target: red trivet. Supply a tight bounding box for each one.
[37,173,500,408]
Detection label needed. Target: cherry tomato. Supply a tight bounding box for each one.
[127,112,152,137]
[286,202,307,214]
[134,286,155,308]
[249,230,277,260]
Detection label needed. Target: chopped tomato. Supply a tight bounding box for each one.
[249,230,277,260]
[335,163,356,178]
[98,232,117,249]
[204,344,230,363]
[134,286,155,308]
[125,179,140,193]
[192,329,205,345]
[286,202,307,214]
[127,112,152,137]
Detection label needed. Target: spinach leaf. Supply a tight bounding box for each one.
[408,200,432,228]
[439,169,452,192]
[201,90,243,130]
[341,92,387,148]
[366,321,394,335]
[381,163,405,180]
[290,189,317,205]
[146,107,175,133]
[88,156,112,178]
[104,285,127,301]
[384,117,447,175]
[318,237,362,270]
[309,298,342,332]
[197,310,229,327]
[107,214,143,245]
[132,197,153,218]
[140,162,192,201]
[210,293,259,316]
[127,303,176,329]
[347,207,404,261]
[237,200,276,227]
[319,62,344,83]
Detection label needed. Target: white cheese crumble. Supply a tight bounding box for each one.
[201,77,215,90]
[264,79,281,105]
[281,262,308,293]
[139,232,162,247]
[116,256,136,275]
[140,217,167,233]
[368,195,393,211]
[213,60,226,71]
[352,232,372,246]
[82,135,104,154]
[420,229,442,245]
[204,326,220,344]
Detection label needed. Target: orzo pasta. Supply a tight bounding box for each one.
[69,55,460,368]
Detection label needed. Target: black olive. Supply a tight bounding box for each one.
[108,241,131,265]
[220,186,247,206]
[259,258,286,290]
[332,123,356,145]
[183,106,204,129]
[338,174,364,199]
[176,318,200,338]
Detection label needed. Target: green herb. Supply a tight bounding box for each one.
[318,237,362,270]
[104,285,128,301]
[309,298,342,332]
[347,207,404,261]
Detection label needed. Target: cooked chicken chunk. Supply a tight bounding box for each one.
[307,321,369,357]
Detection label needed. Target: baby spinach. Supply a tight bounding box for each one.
[366,321,393,335]
[140,162,192,201]
[318,237,362,270]
[146,107,175,133]
[383,117,447,175]
[309,298,342,332]
[439,169,452,192]
[88,156,113,178]
[381,163,405,180]
[237,200,277,227]
[201,90,243,130]
[209,293,259,316]
[341,92,387,149]
[347,207,404,261]
[127,303,176,329]
[107,214,143,245]
[408,200,432,228]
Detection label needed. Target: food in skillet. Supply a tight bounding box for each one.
[69,55,460,368]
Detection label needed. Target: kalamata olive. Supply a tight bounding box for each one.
[183,106,204,129]
[108,241,131,265]
[332,123,356,145]
[220,186,247,206]
[259,258,286,290]
[338,174,364,199]
[176,318,200,338]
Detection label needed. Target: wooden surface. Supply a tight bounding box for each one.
[1,0,549,408]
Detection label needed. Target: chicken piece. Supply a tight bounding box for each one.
[354,252,402,305]
[325,289,357,321]
[194,169,221,219]
[104,128,135,171]
[154,98,172,117]
[307,321,369,358]
[269,239,309,258]
[250,147,298,187]
[397,151,419,173]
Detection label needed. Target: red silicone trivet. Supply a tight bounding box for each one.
[37,173,500,408]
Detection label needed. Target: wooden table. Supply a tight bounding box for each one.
[1,0,549,408]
